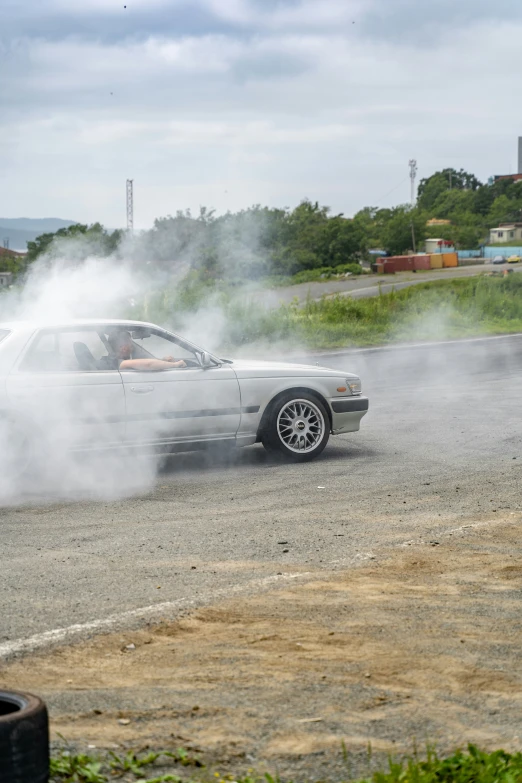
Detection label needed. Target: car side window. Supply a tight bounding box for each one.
[20,330,110,372]
[129,332,199,364]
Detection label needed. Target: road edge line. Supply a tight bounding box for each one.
[0,571,312,662]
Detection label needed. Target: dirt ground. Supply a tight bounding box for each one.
[2,514,522,780]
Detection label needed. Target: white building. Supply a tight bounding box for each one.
[425,238,455,254]
[0,272,13,287]
[489,224,522,244]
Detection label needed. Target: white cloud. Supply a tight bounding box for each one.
[160,119,361,146]
[143,35,244,71]
[3,4,522,228]
[48,0,176,12]
[201,0,370,29]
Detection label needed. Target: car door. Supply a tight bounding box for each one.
[6,327,126,449]
[118,328,241,445]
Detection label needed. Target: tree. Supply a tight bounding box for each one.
[269,200,366,275]
[473,185,496,217]
[487,195,522,228]
[429,189,476,220]
[0,252,29,278]
[322,215,367,266]
[381,206,426,255]
[146,210,208,271]
[417,169,482,211]
[454,223,485,249]
[26,223,123,263]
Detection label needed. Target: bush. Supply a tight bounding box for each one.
[291,267,335,284]
[334,262,363,275]
[273,263,363,286]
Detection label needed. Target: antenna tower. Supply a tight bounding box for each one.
[409,159,418,206]
[126,179,134,231]
[3,238,9,250]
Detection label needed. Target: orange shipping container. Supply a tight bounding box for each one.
[430,254,443,269]
[442,252,458,268]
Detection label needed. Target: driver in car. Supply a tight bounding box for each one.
[99,330,187,371]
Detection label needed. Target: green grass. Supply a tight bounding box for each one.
[50,745,522,783]
[132,273,522,352]
[218,274,522,350]
[51,746,202,782]
[370,745,522,783]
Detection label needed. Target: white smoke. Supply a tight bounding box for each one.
[0,224,517,506]
[0,234,191,504]
[0,214,296,505]
[5,257,139,323]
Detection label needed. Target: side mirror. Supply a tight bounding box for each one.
[200,351,213,369]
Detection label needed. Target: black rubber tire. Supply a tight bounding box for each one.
[261,391,330,462]
[0,690,49,783]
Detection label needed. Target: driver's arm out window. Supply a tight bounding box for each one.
[128,332,198,363]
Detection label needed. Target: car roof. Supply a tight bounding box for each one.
[0,319,159,333]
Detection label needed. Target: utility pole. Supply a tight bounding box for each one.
[409,159,418,206]
[409,160,418,253]
[126,179,134,232]
[411,222,417,253]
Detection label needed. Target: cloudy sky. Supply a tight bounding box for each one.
[2,0,522,228]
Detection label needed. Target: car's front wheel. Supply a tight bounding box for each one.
[261,392,330,462]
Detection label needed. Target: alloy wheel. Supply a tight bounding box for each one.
[276,398,325,454]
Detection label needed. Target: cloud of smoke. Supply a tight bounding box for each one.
[0,217,290,505]
[0,239,156,503]
[1,216,515,507]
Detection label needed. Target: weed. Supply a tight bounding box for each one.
[51,745,200,782]
[371,744,522,783]
[50,750,106,783]
[50,744,522,783]
[109,749,166,775]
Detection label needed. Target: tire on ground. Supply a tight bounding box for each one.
[261,391,330,462]
[0,690,50,783]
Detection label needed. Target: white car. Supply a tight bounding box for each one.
[0,319,369,475]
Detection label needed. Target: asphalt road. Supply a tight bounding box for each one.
[1,334,522,653]
[257,261,522,306]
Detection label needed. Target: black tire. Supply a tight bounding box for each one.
[0,690,49,783]
[261,391,330,462]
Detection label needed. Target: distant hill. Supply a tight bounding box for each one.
[0,218,78,251]
[0,218,77,232]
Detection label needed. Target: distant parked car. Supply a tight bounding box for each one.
[492,255,506,264]
[507,255,521,264]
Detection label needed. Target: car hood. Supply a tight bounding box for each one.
[226,358,359,380]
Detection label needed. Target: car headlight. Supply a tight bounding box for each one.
[347,379,362,396]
